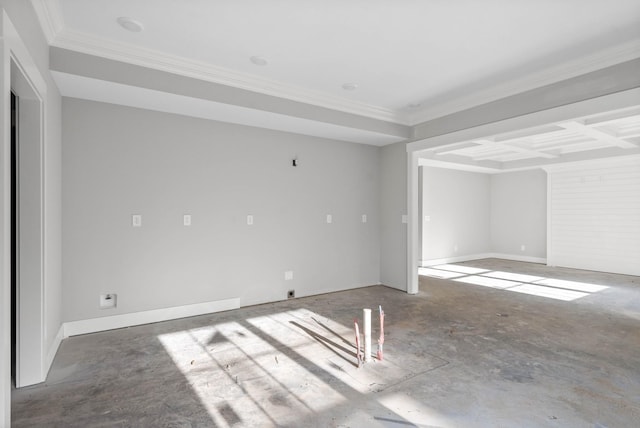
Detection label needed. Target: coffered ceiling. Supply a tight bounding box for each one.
[31,0,640,144]
[418,105,640,172]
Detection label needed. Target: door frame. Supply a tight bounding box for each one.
[1,9,48,424]
[406,87,640,295]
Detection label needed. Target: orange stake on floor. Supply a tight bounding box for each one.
[354,319,362,368]
[377,305,385,361]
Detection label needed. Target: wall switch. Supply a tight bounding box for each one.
[424,215,431,222]
[401,215,408,224]
[284,271,294,281]
[361,214,367,223]
[99,293,117,309]
[247,215,254,225]
[132,215,142,227]
[521,244,526,251]
[326,214,332,224]
[453,244,458,253]
[183,215,192,226]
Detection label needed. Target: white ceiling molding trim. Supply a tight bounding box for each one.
[52,71,404,146]
[31,0,405,125]
[30,0,64,44]
[408,39,640,125]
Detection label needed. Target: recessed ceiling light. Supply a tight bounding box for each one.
[342,82,358,91]
[117,17,144,33]
[250,56,268,66]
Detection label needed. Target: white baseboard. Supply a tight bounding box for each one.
[490,253,547,264]
[420,253,495,266]
[63,298,240,338]
[421,253,546,266]
[45,324,65,375]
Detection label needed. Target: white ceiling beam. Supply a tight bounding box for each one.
[472,139,557,160]
[558,121,638,149]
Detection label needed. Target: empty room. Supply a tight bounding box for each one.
[1,1,640,427]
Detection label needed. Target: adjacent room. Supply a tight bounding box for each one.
[1,1,639,426]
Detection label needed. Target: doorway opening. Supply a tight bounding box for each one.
[10,91,18,387]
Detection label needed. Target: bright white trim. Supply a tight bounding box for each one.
[408,88,640,153]
[420,253,495,266]
[420,253,546,267]
[45,324,64,375]
[63,298,240,338]
[408,88,640,295]
[489,253,547,264]
[51,28,404,125]
[32,0,640,128]
[30,0,64,44]
[408,39,640,124]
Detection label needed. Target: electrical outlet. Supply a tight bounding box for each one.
[362,214,367,223]
[99,293,117,309]
[132,215,142,227]
[521,244,526,251]
[326,214,332,224]
[284,271,294,281]
[183,214,191,226]
[247,215,254,225]
[287,290,295,299]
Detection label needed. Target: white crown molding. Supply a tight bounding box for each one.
[30,0,64,44]
[50,28,407,125]
[409,39,640,125]
[31,0,639,128]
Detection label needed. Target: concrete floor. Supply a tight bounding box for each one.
[11,259,640,427]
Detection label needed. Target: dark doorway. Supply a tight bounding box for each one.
[11,91,18,386]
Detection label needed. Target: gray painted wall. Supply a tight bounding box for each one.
[413,59,640,140]
[62,98,381,322]
[421,167,492,260]
[490,170,547,258]
[420,167,547,262]
[379,141,407,289]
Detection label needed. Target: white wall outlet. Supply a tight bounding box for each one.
[247,215,254,225]
[132,214,142,227]
[521,244,526,251]
[453,244,458,253]
[183,214,192,226]
[401,214,408,224]
[284,271,294,281]
[326,214,332,224]
[361,214,367,223]
[424,215,431,222]
[99,293,117,309]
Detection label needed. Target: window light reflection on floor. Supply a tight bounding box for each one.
[423,264,609,302]
[418,267,465,279]
[454,275,521,289]
[509,284,589,301]
[432,264,490,275]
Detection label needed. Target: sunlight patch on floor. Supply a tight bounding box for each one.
[434,264,490,275]
[454,275,522,289]
[423,263,609,302]
[509,284,589,301]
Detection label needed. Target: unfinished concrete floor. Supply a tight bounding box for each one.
[11,259,640,427]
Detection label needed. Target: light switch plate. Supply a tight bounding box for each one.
[183,214,191,226]
[401,215,407,224]
[132,215,142,227]
[284,271,294,281]
[247,215,254,225]
[326,214,332,224]
[361,214,367,223]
